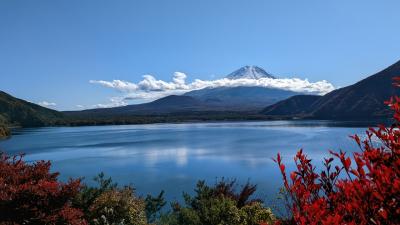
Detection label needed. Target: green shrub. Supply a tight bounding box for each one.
[74,173,149,225]
[162,180,275,225]
[73,172,118,220]
[145,190,167,223]
[240,202,276,225]
[89,187,147,225]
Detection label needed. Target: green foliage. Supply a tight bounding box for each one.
[74,172,118,218]
[162,180,275,225]
[240,202,276,225]
[145,190,167,223]
[74,176,275,225]
[74,173,148,225]
[89,186,147,225]
[173,197,241,225]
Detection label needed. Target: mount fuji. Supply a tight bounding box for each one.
[183,66,298,110]
[226,65,275,80]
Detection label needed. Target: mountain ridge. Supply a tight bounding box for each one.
[263,60,400,120]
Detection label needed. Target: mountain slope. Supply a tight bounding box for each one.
[262,95,321,116]
[0,91,63,127]
[109,95,207,114]
[66,95,212,116]
[309,61,400,119]
[263,60,400,120]
[184,86,299,110]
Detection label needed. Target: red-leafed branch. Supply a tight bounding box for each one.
[272,77,400,225]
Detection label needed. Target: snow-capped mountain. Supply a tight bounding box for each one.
[182,66,296,110]
[226,65,275,80]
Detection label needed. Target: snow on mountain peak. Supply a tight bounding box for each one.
[226,66,275,80]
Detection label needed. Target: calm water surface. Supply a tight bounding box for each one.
[0,121,367,205]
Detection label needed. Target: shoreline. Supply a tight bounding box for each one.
[5,118,388,132]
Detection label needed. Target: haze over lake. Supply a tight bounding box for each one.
[0,121,366,203]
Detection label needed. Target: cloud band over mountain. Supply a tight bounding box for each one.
[89,72,335,107]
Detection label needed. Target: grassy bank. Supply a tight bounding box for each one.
[0,125,10,138]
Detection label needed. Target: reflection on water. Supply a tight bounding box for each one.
[0,121,367,204]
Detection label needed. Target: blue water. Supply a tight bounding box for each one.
[0,121,367,206]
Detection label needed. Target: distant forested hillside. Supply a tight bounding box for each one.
[0,91,63,127]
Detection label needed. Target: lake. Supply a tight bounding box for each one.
[0,121,368,207]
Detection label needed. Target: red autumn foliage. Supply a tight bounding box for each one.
[0,153,86,225]
[273,78,400,224]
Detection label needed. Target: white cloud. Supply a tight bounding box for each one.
[172,72,187,86]
[38,101,57,107]
[92,97,128,109]
[89,80,138,92]
[89,72,336,108]
[188,77,335,94]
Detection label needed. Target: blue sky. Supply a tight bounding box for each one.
[0,0,399,110]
